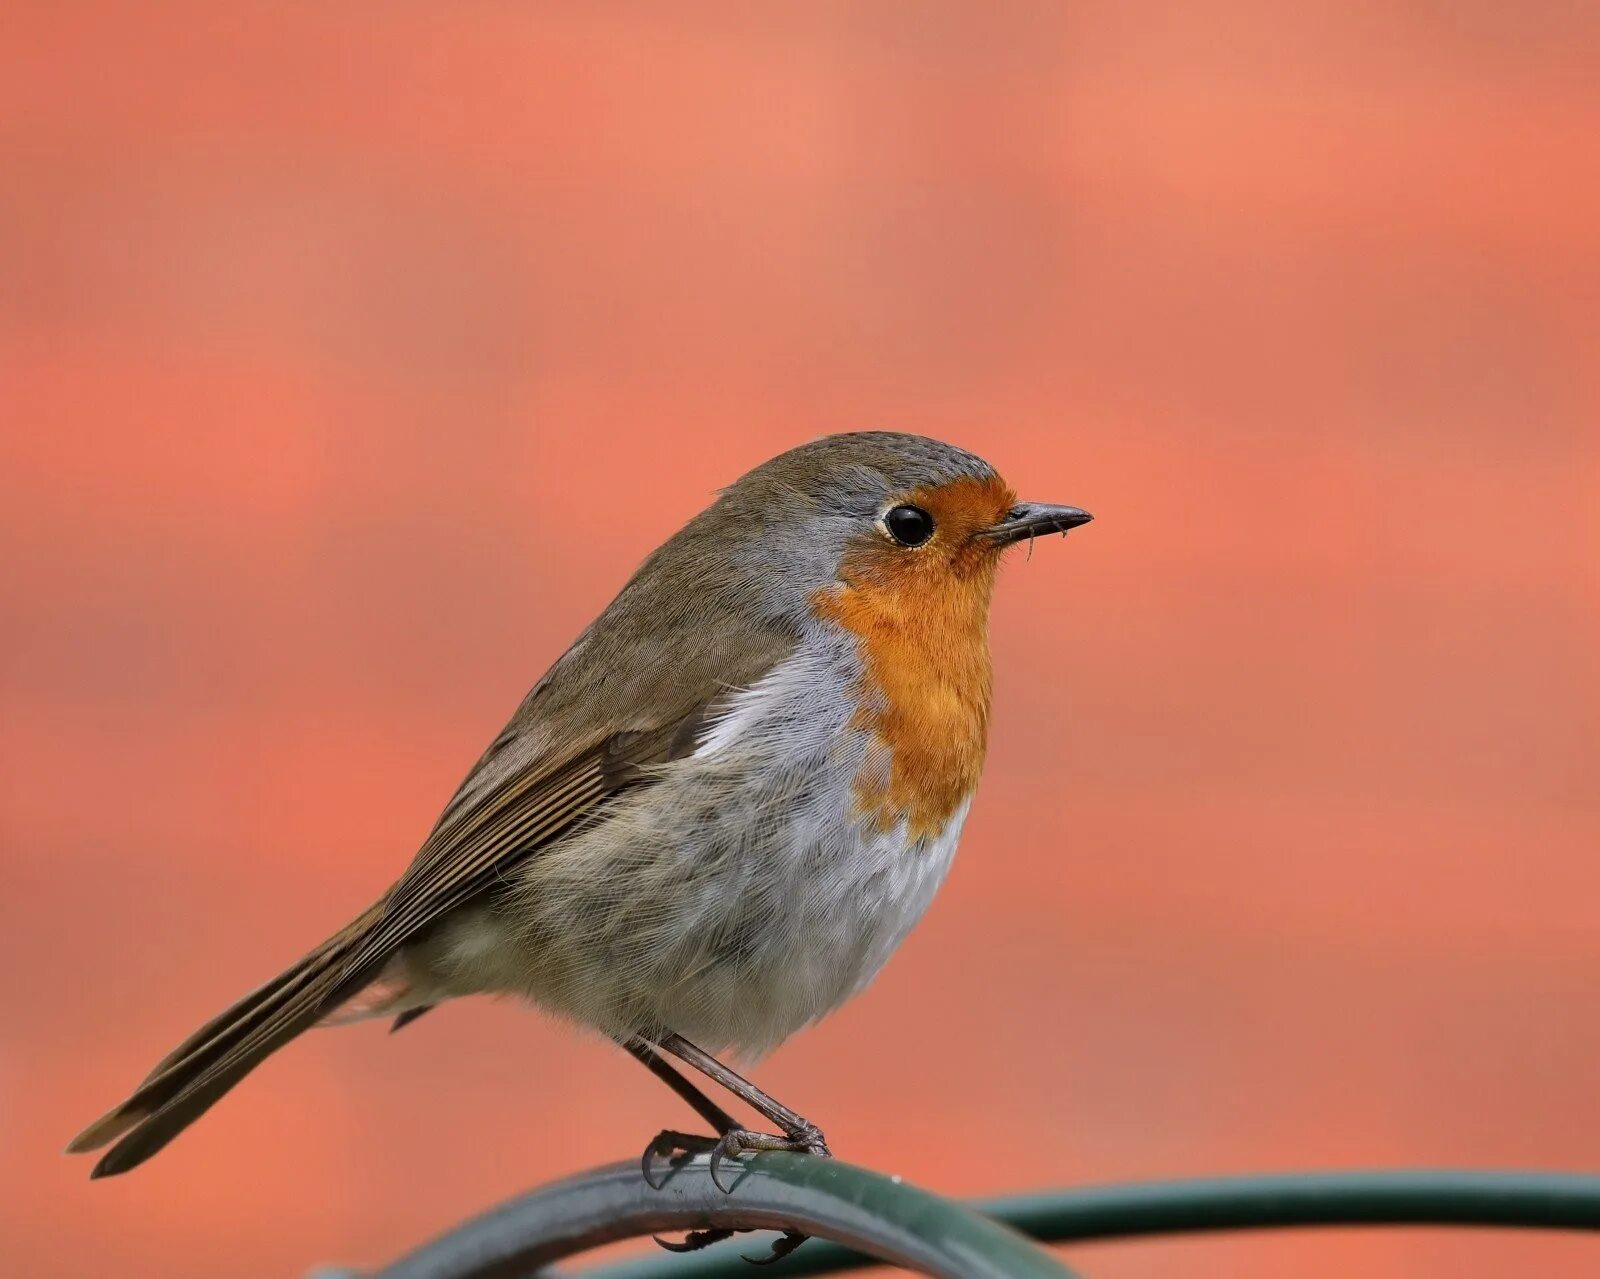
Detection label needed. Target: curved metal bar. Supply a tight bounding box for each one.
[362,1153,1077,1279]
[587,1168,1600,1278]
[988,1169,1600,1240]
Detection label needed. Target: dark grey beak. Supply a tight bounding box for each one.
[983,502,1094,548]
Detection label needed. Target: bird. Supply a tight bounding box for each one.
[69,431,1091,1257]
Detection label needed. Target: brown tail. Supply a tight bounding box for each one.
[67,902,386,1178]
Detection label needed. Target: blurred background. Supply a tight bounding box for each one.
[3,3,1597,1277]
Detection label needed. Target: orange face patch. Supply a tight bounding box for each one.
[810,474,1017,840]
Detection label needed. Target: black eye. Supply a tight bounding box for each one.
[882,504,935,547]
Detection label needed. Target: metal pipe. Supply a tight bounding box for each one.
[588,1167,1600,1278]
[355,1153,1077,1279]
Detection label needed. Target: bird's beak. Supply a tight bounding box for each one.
[982,502,1094,547]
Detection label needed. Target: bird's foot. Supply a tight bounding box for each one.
[640,1128,718,1190]
[652,1225,809,1265]
[706,1124,830,1194]
[708,1125,828,1263]
[652,1225,739,1254]
[642,1124,830,1263]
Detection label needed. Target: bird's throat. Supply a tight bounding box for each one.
[811,565,994,841]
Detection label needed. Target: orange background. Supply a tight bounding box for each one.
[3,4,1598,1277]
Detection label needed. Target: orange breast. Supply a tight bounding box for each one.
[810,475,1011,840]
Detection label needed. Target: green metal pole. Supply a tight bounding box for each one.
[587,1168,1600,1278]
[356,1152,1077,1279]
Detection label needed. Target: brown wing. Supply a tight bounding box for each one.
[338,718,709,983]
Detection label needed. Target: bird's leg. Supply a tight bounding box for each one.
[653,1033,831,1191]
[638,1034,825,1263]
[624,1039,752,1255]
[654,1032,827,1147]
[627,1039,740,1140]
[626,1038,734,1187]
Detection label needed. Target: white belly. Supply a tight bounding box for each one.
[634,798,969,1056]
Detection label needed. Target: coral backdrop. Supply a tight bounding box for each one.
[3,5,1597,1277]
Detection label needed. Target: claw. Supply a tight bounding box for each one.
[743,1228,810,1265]
[641,1129,718,1191]
[640,1133,670,1191]
[708,1136,740,1193]
[655,1228,736,1253]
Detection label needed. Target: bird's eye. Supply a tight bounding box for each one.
[882,504,935,547]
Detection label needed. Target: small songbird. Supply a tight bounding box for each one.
[70,432,1091,1249]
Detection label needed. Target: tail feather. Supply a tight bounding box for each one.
[86,1001,330,1177]
[69,903,386,1175]
[133,903,382,1098]
[65,959,320,1156]
[389,1004,435,1034]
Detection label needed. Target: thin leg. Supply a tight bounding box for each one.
[652,1032,830,1198]
[655,1033,825,1145]
[625,1039,765,1255]
[642,1034,827,1263]
[625,1038,733,1193]
[624,1038,740,1135]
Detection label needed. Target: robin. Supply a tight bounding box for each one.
[69,431,1091,1258]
